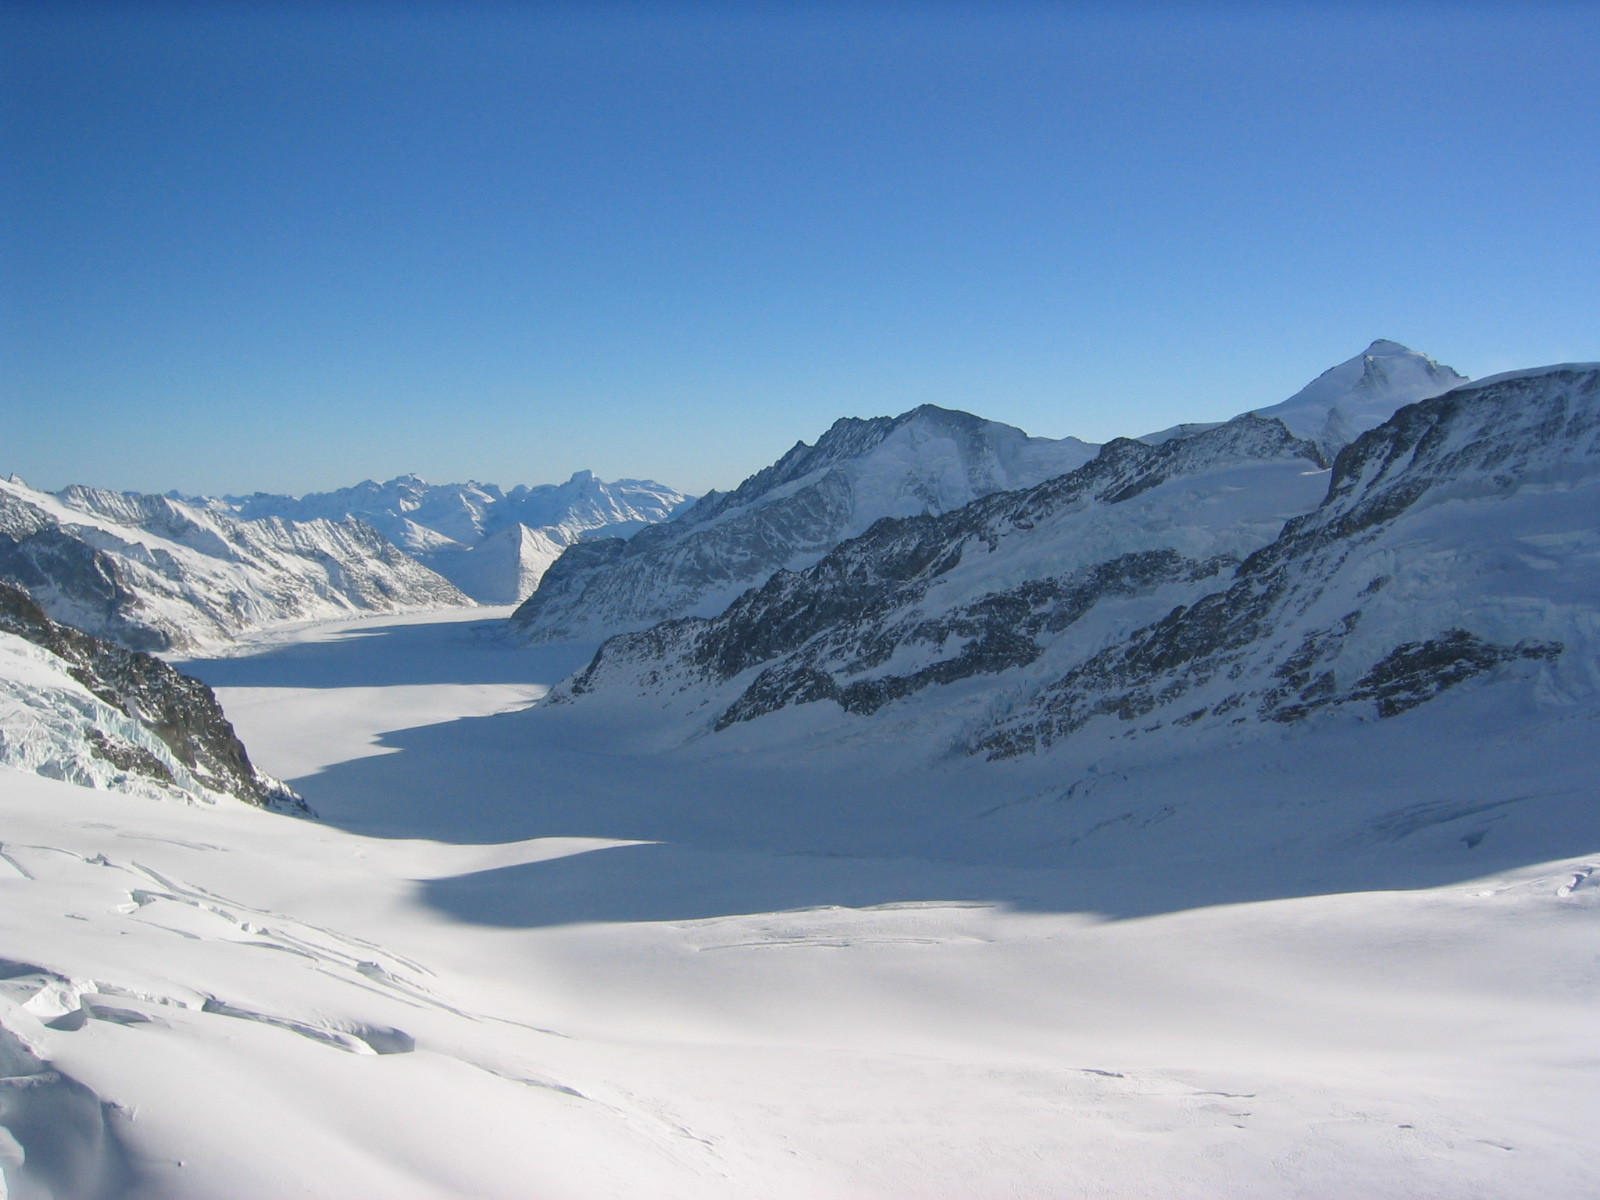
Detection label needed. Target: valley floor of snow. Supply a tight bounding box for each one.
[5,607,1599,1198]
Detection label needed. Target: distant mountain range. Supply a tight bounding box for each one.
[8,337,1596,792]
[209,471,692,604]
[0,468,695,652]
[0,476,470,653]
[555,360,1595,764]
[513,341,1465,648]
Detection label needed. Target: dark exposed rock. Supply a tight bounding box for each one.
[1349,631,1561,718]
[968,367,1596,757]
[0,580,308,813]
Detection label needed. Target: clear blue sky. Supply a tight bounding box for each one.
[4,0,1597,497]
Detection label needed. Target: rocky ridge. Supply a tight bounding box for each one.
[972,363,1599,757]
[0,580,306,811]
[554,413,1328,720]
[512,404,1098,643]
[552,364,1599,763]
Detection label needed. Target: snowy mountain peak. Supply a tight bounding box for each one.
[511,404,1100,643]
[1141,341,1469,455]
[1361,338,1412,355]
[1254,341,1468,454]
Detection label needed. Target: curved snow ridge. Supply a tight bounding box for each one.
[1448,361,1600,391]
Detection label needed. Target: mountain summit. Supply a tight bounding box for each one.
[1249,339,1468,457]
[510,404,1099,643]
[1144,340,1468,458]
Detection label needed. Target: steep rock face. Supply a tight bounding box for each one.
[0,477,470,652]
[555,414,1327,724]
[220,472,692,603]
[554,365,1598,763]
[970,364,1598,756]
[513,404,1098,643]
[0,581,306,811]
[1142,340,1467,460]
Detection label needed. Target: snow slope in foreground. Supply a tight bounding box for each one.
[1,609,1591,1198]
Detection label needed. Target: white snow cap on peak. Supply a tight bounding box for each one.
[1141,340,1467,449]
[1249,339,1469,450]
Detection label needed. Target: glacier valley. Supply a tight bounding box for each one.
[1,342,1596,1199]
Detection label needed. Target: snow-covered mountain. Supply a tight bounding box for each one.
[3,363,1598,1197]
[1142,339,1468,458]
[511,404,1099,643]
[552,364,1599,763]
[0,580,304,811]
[216,471,692,603]
[0,476,470,653]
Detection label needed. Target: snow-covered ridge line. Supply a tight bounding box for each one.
[551,362,1599,765]
[551,410,1327,719]
[1142,339,1468,458]
[0,475,470,652]
[206,471,694,603]
[511,403,1099,644]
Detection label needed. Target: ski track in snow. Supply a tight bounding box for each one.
[0,606,1596,1198]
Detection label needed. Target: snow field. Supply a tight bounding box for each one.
[0,609,1572,1197]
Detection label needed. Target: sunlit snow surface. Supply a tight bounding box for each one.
[2,606,1597,1198]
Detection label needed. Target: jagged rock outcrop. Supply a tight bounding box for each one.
[217,471,692,603]
[513,404,1098,643]
[970,363,1597,756]
[0,476,470,652]
[0,580,307,811]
